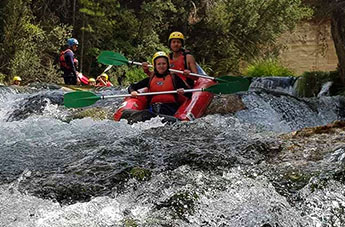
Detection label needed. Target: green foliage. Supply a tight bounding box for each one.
[189,0,312,75]
[295,70,341,97]
[0,0,314,84]
[244,58,294,77]
[112,66,148,86]
[0,0,72,83]
[0,72,6,84]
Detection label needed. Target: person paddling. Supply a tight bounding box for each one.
[168,31,198,87]
[129,51,191,117]
[96,73,113,87]
[142,31,198,88]
[12,76,22,86]
[59,38,79,85]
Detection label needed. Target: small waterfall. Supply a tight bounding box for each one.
[249,76,298,96]
[318,81,333,97]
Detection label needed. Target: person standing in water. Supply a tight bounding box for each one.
[59,38,79,85]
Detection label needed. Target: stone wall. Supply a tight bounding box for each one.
[278,20,338,75]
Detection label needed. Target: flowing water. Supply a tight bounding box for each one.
[1,80,345,227]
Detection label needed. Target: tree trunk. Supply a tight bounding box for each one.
[330,7,345,85]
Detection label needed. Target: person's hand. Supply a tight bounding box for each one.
[96,76,105,85]
[183,69,191,77]
[177,88,184,95]
[183,69,198,80]
[131,91,139,97]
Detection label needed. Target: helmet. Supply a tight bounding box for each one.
[100,73,108,80]
[88,78,96,82]
[168,31,185,47]
[152,51,169,65]
[13,76,22,81]
[67,38,79,47]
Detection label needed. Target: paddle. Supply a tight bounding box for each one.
[64,80,250,108]
[97,51,248,83]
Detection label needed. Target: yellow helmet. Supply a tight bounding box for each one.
[88,78,96,82]
[168,31,185,47]
[100,73,108,80]
[13,76,22,81]
[152,51,169,65]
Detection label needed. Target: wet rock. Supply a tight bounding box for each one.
[122,218,138,227]
[73,107,110,120]
[6,90,64,121]
[130,167,152,181]
[264,120,345,201]
[205,94,246,115]
[156,190,199,219]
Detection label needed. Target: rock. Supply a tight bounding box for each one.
[205,94,246,115]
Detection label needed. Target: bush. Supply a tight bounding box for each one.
[295,70,342,97]
[244,58,295,77]
[0,72,6,84]
[111,65,148,86]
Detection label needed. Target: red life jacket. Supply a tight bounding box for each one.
[149,74,178,104]
[169,50,190,81]
[59,49,77,70]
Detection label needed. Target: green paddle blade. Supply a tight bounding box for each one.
[216,75,250,83]
[97,51,129,66]
[64,91,101,108]
[205,79,250,94]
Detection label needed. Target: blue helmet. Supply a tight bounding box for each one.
[67,38,79,47]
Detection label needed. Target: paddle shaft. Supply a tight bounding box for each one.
[128,60,216,81]
[99,88,205,99]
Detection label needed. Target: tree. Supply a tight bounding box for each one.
[304,0,345,85]
[187,0,312,75]
[0,0,313,83]
[0,0,71,83]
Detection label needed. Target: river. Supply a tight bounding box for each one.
[1,79,345,227]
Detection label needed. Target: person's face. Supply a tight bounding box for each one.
[155,57,168,74]
[101,76,107,81]
[89,81,96,86]
[14,80,21,85]
[170,39,182,52]
[72,44,78,52]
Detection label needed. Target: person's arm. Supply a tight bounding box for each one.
[186,54,198,74]
[128,77,150,93]
[142,62,154,77]
[64,52,77,77]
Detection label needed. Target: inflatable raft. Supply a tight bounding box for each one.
[114,66,216,122]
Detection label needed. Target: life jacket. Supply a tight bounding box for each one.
[148,74,180,104]
[169,49,190,81]
[59,49,77,70]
